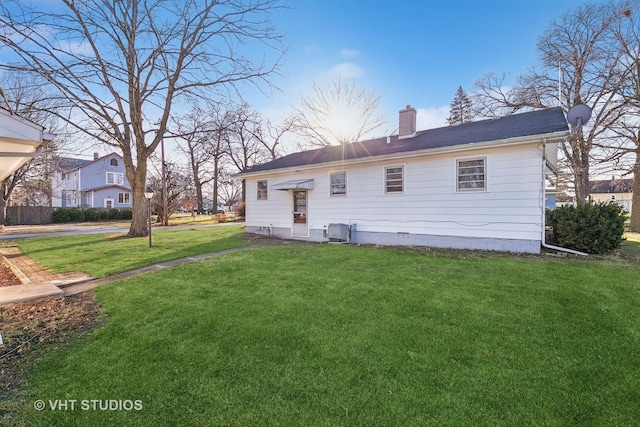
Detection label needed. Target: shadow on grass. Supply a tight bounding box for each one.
[17,235,113,255]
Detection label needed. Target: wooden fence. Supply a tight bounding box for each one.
[6,206,56,225]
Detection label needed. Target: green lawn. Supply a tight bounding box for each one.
[17,225,247,277]
[13,240,640,426]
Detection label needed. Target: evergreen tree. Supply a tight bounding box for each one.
[447,86,474,125]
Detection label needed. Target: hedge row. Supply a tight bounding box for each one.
[52,207,133,223]
[546,201,627,255]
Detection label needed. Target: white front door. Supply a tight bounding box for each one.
[104,198,113,209]
[292,190,308,237]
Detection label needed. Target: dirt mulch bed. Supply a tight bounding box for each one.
[0,292,106,417]
[0,262,21,287]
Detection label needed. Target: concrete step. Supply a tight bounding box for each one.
[0,283,64,307]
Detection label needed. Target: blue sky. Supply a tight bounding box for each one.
[251,0,606,133]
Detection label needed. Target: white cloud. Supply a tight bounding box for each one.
[339,49,360,58]
[327,62,364,79]
[416,106,449,130]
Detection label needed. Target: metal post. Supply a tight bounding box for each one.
[161,138,168,226]
[148,197,152,248]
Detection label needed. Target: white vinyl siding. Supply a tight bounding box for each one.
[257,180,268,200]
[243,143,549,243]
[330,171,346,196]
[385,166,403,194]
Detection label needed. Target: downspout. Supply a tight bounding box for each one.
[540,137,589,257]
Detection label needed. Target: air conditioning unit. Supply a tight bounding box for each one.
[327,223,350,242]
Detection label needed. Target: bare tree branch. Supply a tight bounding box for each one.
[0,0,285,236]
[292,78,388,147]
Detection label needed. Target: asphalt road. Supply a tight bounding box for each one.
[0,222,239,240]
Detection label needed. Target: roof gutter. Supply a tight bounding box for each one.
[235,130,568,179]
[540,137,589,257]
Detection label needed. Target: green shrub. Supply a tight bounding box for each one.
[52,208,71,223]
[68,207,85,222]
[121,208,132,220]
[108,208,123,220]
[84,208,100,221]
[546,202,627,255]
[99,210,110,220]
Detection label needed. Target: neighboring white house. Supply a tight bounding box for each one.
[589,178,633,213]
[235,106,569,254]
[50,152,132,209]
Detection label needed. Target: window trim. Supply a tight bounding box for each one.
[106,172,124,185]
[257,179,268,200]
[384,165,404,195]
[329,171,347,197]
[118,192,131,204]
[456,157,487,192]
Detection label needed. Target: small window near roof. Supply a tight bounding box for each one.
[257,180,268,200]
[330,171,346,196]
[110,158,118,166]
[385,166,403,194]
[457,158,486,191]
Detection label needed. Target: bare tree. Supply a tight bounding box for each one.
[226,103,271,201]
[0,73,60,223]
[473,2,627,203]
[292,78,388,147]
[0,0,284,237]
[148,158,192,221]
[218,170,243,209]
[250,115,295,160]
[607,2,640,231]
[174,105,218,213]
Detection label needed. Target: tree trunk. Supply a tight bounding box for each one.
[0,183,7,225]
[630,154,640,233]
[213,156,219,210]
[574,167,591,204]
[194,177,204,213]
[127,165,150,238]
[194,180,204,212]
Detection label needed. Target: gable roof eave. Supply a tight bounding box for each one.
[234,130,568,179]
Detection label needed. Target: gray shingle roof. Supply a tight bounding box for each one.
[239,107,568,175]
[53,157,91,171]
[590,178,633,193]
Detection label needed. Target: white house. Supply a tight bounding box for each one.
[50,152,132,209]
[235,106,569,254]
[589,178,633,213]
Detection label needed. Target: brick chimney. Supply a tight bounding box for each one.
[398,105,416,138]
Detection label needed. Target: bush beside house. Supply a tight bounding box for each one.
[547,202,627,255]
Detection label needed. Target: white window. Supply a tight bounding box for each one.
[385,166,403,194]
[118,192,131,204]
[107,172,124,185]
[457,158,486,191]
[110,158,118,166]
[257,180,268,200]
[330,171,346,196]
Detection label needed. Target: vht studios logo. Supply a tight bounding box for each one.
[34,399,143,411]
